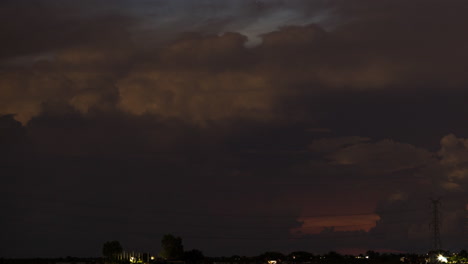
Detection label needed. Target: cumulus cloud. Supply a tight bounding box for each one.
[0,66,71,124]
[3,0,468,124]
[439,134,468,166]
[305,134,468,250]
[4,0,468,256]
[117,70,273,123]
[435,134,468,192]
[327,139,434,174]
[309,136,371,153]
[292,134,468,252]
[388,192,408,202]
[311,134,468,193]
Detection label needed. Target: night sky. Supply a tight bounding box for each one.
[2,0,468,258]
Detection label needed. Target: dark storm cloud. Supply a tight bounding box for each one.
[2,0,468,258]
[4,0,468,125]
[0,0,138,61]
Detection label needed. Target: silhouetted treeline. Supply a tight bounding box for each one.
[0,257,103,264]
[206,251,404,264]
[3,249,468,264]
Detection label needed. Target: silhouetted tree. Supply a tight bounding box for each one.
[288,251,314,261]
[323,251,343,263]
[259,252,285,261]
[102,240,123,260]
[160,234,184,260]
[184,249,205,263]
[366,250,379,259]
[449,250,468,264]
[460,250,468,258]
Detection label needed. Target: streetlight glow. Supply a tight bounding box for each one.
[437,254,448,263]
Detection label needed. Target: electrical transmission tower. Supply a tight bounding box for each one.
[430,198,442,251]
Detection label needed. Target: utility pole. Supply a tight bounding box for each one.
[430,198,442,251]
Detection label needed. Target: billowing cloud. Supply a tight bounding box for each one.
[439,134,468,167]
[116,33,275,124]
[327,139,434,174]
[436,134,468,192]
[3,0,468,258]
[0,67,71,124]
[309,136,371,153]
[3,0,468,124]
[294,134,468,252]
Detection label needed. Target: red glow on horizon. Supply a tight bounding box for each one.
[336,248,407,256]
[290,214,381,235]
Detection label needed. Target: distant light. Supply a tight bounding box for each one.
[366,256,369,259]
[268,260,277,264]
[130,257,136,263]
[438,254,448,263]
[151,256,155,260]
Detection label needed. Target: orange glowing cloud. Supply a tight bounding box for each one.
[291,214,381,235]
